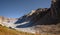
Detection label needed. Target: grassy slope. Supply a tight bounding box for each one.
[0,25,35,35]
[0,24,60,35]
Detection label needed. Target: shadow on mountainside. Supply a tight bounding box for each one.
[14,0,60,28]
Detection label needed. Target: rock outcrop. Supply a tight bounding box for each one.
[27,0,60,25]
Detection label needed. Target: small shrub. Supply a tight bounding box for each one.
[0,24,2,26]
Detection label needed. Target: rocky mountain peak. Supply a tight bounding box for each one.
[52,0,56,2]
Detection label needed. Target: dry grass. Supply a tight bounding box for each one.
[0,25,35,35]
[0,24,60,35]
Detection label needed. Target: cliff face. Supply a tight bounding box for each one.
[51,0,60,18]
[29,0,60,25]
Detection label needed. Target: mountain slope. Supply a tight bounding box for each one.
[14,0,60,34]
[0,25,35,35]
[15,0,60,28]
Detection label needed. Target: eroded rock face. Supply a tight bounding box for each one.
[30,0,60,25]
[34,0,60,34]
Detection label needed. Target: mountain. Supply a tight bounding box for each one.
[0,0,60,35]
[15,0,60,27]
[14,0,60,34]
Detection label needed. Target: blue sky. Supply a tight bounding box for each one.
[0,0,51,18]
